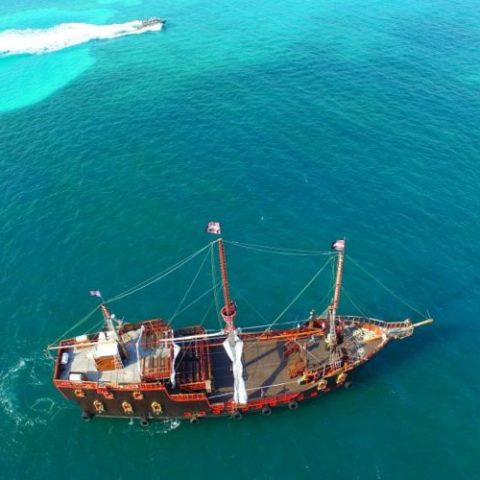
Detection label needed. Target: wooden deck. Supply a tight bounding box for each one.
[56,319,387,404]
[206,323,386,402]
[207,333,333,402]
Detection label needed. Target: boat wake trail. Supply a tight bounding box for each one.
[0,357,67,438]
[0,20,163,56]
[134,418,182,434]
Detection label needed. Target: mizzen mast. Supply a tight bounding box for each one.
[88,291,128,366]
[100,303,116,335]
[102,302,128,358]
[327,239,345,349]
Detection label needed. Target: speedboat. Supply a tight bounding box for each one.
[139,18,166,29]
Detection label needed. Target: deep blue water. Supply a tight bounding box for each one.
[0,0,479,478]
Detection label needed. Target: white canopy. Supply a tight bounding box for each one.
[223,331,248,404]
[94,331,119,358]
[170,341,181,388]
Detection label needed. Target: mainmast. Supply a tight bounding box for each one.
[205,222,245,403]
[206,221,236,333]
[327,239,345,348]
[218,239,236,332]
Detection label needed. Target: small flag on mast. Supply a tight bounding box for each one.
[331,239,345,251]
[89,290,102,298]
[206,221,222,235]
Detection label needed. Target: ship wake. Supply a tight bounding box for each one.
[0,357,67,438]
[128,417,182,434]
[0,20,163,56]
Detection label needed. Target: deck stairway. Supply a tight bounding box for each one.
[174,326,212,393]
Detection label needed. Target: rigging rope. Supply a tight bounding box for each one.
[105,241,217,304]
[230,285,269,324]
[240,319,299,330]
[49,238,341,346]
[200,297,216,326]
[210,243,223,327]
[264,256,334,333]
[341,287,369,318]
[49,241,218,346]
[172,296,218,382]
[316,286,334,317]
[48,305,101,347]
[169,249,210,323]
[225,240,335,257]
[348,256,426,317]
[171,281,222,318]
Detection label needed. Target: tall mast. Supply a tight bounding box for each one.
[327,239,345,348]
[218,239,236,333]
[331,245,345,313]
[205,221,237,333]
[101,304,116,334]
[100,302,127,357]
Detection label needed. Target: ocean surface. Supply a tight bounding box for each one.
[0,0,479,478]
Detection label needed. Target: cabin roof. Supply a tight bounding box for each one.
[59,327,145,384]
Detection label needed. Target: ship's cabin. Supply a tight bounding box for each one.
[54,320,213,392]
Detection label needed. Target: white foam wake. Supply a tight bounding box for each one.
[0,20,163,56]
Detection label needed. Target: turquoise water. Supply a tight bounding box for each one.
[1,0,479,478]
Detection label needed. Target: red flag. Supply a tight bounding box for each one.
[206,221,221,235]
[331,240,345,251]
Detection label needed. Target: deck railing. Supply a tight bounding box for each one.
[340,316,414,339]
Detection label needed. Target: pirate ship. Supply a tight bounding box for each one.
[49,224,432,424]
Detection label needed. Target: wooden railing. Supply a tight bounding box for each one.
[339,316,414,339]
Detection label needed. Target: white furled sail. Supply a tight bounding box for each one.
[136,325,144,377]
[170,341,181,388]
[223,331,248,404]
